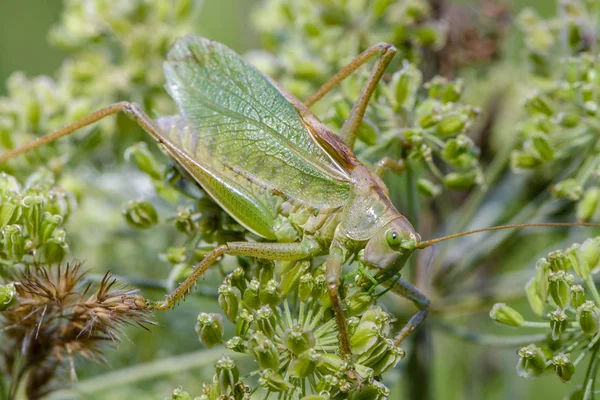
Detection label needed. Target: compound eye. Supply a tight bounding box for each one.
[386,229,402,249]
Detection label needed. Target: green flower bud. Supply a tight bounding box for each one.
[417,178,441,197]
[317,353,346,375]
[195,312,224,348]
[532,134,554,161]
[551,179,583,201]
[350,321,380,355]
[443,170,479,191]
[525,91,554,116]
[357,119,378,146]
[414,23,442,47]
[225,336,246,353]
[535,258,550,301]
[162,247,187,264]
[347,316,360,336]
[174,207,195,235]
[281,260,310,296]
[571,285,586,309]
[122,200,158,229]
[259,279,282,307]
[345,291,374,317]
[43,232,68,264]
[580,237,600,273]
[0,193,22,228]
[22,195,43,241]
[418,111,441,129]
[170,387,192,400]
[250,332,280,370]
[566,245,590,281]
[283,325,315,355]
[516,344,547,377]
[124,142,163,180]
[243,279,260,309]
[526,278,545,316]
[255,305,277,338]
[0,173,19,196]
[350,380,390,400]
[551,353,575,383]
[577,301,599,335]
[554,112,580,128]
[547,250,569,272]
[490,303,525,327]
[235,308,254,337]
[258,260,275,285]
[549,309,569,341]
[3,225,25,262]
[218,283,241,322]
[298,273,314,302]
[577,188,600,222]
[289,349,319,378]
[0,283,17,311]
[258,369,293,392]
[511,151,542,169]
[215,356,239,393]
[391,63,421,111]
[435,113,468,138]
[39,213,62,243]
[227,267,247,293]
[548,271,572,309]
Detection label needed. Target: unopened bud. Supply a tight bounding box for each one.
[532,134,554,161]
[548,271,572,309]
[281,260,310,296]
[258,369,293,392]
[525,91,554,116]
[490,303,525,327]
[577,301,600,335]
[516,344,547,377]
[350,321,380,355]
[417,178,442,197]
[288,349,319,378]
[174,207,195,235]
[526,278,545,316]
[195,312,224,348]
[350,379,390,400]
[125,142,163,180]
[235,308,253,337]
[551,353,575,383]
[170,387,192,400]
[259,279,282,307]
[549,309,569,340]
[345,291,374,317]
[571,285,586,309]
[40,213,62,243]
[577,188,600,222]
[215,356,239,393]
[284,325,315,355]
[3,225,25,262]
[255,305,277,338]
[581,237,600,273]
[250,332,280,370]
[298,273,314,302]
[243,279,260,309]
[443,170,479,190]
[435,113,468,138]
[122,200,158,229]
[218,283,241,322]
[0,282,17,311]
[43,233,67,264]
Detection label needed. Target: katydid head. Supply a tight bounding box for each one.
[363,217,420,272]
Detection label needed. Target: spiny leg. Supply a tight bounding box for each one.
[325,244,352,358]
[384,277,430,345]
[304,43,397,149]
[155,240,321,311]
[0,102,167,163]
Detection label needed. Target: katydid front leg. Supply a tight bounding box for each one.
[304,43,397,149]
[155,238,322,311]
[325,243,352,357]
[384,277,430,345]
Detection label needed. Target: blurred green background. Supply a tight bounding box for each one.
[0,1,580,399]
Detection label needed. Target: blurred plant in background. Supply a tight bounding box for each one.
[1,0,600,399]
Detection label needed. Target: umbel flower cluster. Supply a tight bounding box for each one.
[175,260,406,399]
[510,2,600,221]
[490,236,600,390]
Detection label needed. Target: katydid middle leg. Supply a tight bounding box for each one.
[384,277,430,345]
[155,239,322,311]
[304,43,397,149]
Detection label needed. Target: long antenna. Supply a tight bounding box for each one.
[417,222,600,249]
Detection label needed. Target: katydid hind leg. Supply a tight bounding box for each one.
[304,43,397,149]
[386,277,430,345]
[155,240,320,311]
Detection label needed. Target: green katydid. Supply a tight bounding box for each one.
[0,35,596,363]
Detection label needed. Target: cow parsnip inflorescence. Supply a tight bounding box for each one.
[490,237,600,389]
[511,1,600,221]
